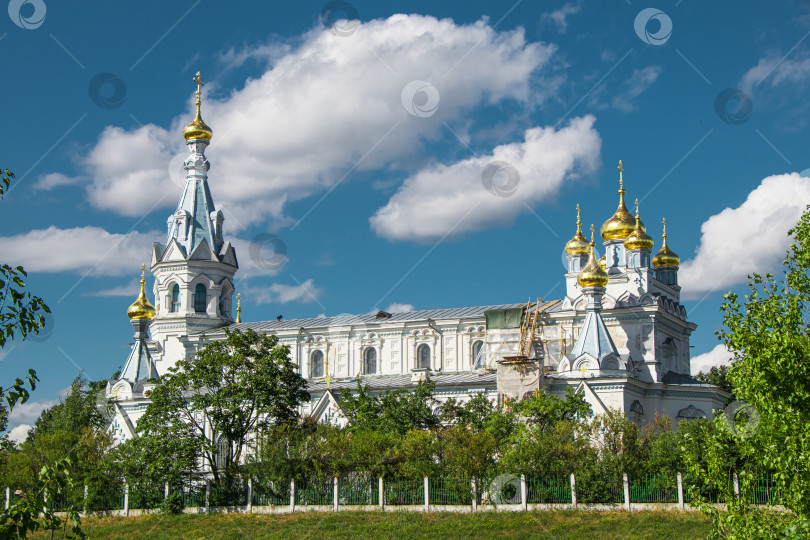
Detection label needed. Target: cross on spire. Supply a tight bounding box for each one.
[193,71,204,106]
[618,160,624,190]
[634,197,639,217]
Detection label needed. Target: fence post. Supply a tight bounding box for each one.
[424,476,429,512]
[205,480,210,514]
[733,473,740,499]
[677,472,684,510]
[471,477,477,512]
[333,477,339,511]
[124,482,130,517]
[623,473,630,511]
[378,477,384,510]
[4,487,8,510]
[290,479,295,512]
[247,478,252,514]
[83,485,88,515]
[521,475,527,511]
[570,473,577,509]
[164,481,169,501]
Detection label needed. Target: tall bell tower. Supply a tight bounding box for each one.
[149,72,238,371]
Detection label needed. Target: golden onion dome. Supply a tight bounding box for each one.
[183,72,213,142]
[652,218,680,268]
[599,254,606,270]
[578,226,609,288]
[624,199,655,251]
[600,160,641,241]
[127,265,156,320]
[564,204,590,255]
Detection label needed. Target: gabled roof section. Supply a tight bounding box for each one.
[120,333,158,383]
[570,310,620,362]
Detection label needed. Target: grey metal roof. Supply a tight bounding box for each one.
[307,371,497,393]
[201,302,561,336]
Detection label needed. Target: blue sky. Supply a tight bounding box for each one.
[2,0,810,437]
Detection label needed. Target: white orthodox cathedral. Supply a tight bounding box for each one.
[105,75,728,443]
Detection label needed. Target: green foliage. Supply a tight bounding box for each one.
[28,376,105,442]
[694,365,735,404]
[134,329,309,483]
[339,381,439,435]
[438,393,494,432]
[0,265,50,350]
[512,387,592,430]
[681,207,810,538]
[0,453,86,539]
[159,491,184,515]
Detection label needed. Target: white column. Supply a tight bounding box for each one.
[521,474,527,511]
[164,482,169,500]
[471,477,477,512]
[290,479,296,511]
[247,478,252,513]
[205,480,211,514]
[677,472,684,510]
[378,477,384,509]
[124,482,130,516]
[333,477,339,511]
[424,477,429,511]
[570,473,577,508]
[733,473,740,499]
[623,473,630,511]
[4,487,8,510]
[83,485,88,515]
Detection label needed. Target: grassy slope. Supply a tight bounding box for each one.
[35,510,712,539]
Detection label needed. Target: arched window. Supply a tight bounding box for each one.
[472,340,484,368]
[416,343,430,369]
[170,284,180,313]
[194,284,207,313]
[311,350,324,378]
[363,347,377,375]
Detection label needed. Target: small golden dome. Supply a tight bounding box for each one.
[183,72,213,142]
[565,204,590,255]
[600,160,641,241]
[128,265,156,320]
[578,226,609,288]
[599,254,606,270]
[624,199,654,251]
[653,218,680,268]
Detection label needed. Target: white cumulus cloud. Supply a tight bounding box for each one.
[58,14,556,231]
[691,344,732,376]
[0,227,157,276]
[370,116,600,241]
[241,279,322,306]
[7,424,31,444]
[679,173,810,299]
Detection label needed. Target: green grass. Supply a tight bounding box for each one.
[34,510,712,539]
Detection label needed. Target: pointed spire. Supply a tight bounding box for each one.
[236,293,242,323]
[653,217,680,268]
[565,203,589,255]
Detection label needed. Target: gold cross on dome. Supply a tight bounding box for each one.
[193,72,204,98]
[590,224,594,243]
[618,160,624,189]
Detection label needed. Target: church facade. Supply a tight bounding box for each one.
[105,76,727,443]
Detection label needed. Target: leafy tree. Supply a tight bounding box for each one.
[439,393,494,432]
[27,376,104,442]
[340,381,439,435]
[512,386,592,430]
[681,208,810,538]
[135,329,309,485]
[694,365,735,403]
